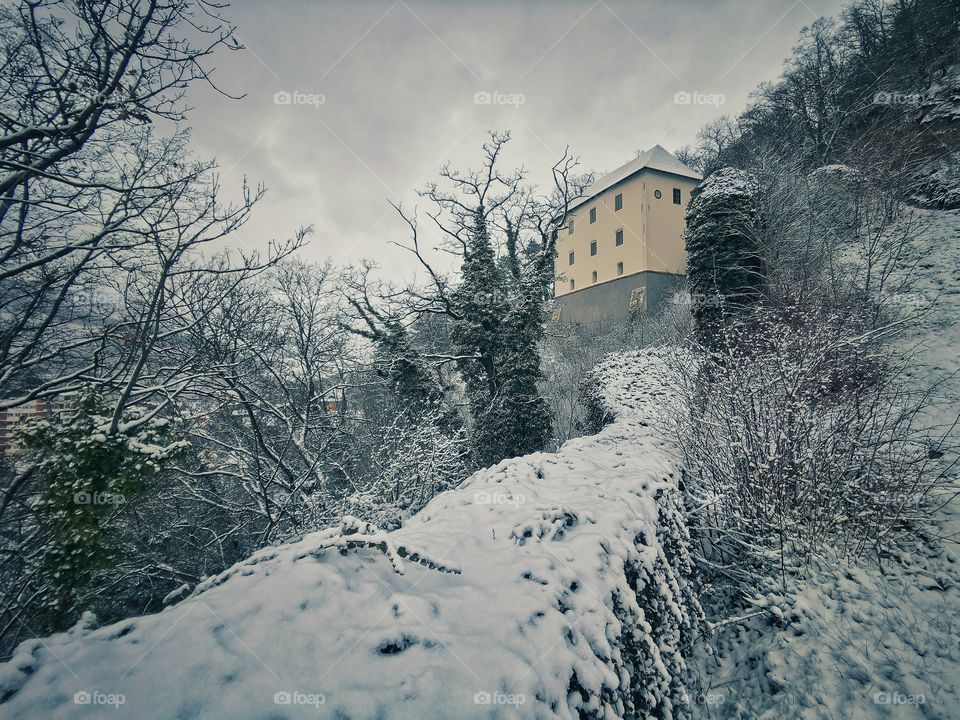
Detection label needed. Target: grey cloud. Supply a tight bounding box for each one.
[185,0,848,279]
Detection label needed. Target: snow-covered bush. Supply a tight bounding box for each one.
[11,394,187,630]
[541,303,693,448]
[908,149,960,209]
[577,352,706,717]
[913,58,960,210]
[335,406,471,529]
[684,168,766,351]
[670,306,950,598]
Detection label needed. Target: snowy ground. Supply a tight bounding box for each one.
[2,211,955,720]
[688,208,960,720]
[0,352,696,719]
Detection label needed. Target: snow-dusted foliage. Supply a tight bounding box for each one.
[917,62,960,128]
[0,350,703,719]
[908,62,960,209]
[674,2,960,714]
[338,406,471,529]
[15,395,188,625]
[684,168,766,350]
[908,148,960,209]
[686,207,960,720]
[670,300,950,597]
[540,306,694,449]
[0,0,303,654]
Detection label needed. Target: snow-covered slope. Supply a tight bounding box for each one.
[0,352,700,719]
[910,62,960,209]
[690,209,960,719]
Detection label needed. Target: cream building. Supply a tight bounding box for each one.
[554,145,701,325]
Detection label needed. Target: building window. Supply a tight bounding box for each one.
[568,251,575,265]
[591,271,598,284]
[590,240,597,256]
[673,188,681,204]
[568,219,574,235]
[654,189,662,199]
[615,193,623,211]
[570,279,575,291]
[615,229,623,246]
[589,207,596,224]
[617,261,624,276]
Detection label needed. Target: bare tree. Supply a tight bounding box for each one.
[0,0,276,410]
[0,0,306,651]
[352,132,591,465]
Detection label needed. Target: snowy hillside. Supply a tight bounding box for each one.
[689,208,960,719]
[0,352,701,719]
[909,62,960,209]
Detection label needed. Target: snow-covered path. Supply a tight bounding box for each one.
[0,352,698,719]
[691,209,960,720]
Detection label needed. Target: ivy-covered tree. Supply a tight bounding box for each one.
[487,216,555,464]
[376,132,588,467]
[684,167,767,350]
[18,394,187,628]
[450,206,554,465]
[342,262,459,430]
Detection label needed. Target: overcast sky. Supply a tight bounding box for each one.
[185,0,849,281]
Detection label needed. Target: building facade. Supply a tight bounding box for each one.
[553,145,700,325]
[0,399,46,455]
[0,394,78,455]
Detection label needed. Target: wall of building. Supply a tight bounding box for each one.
[554,173,644,296]
[554,168,697,298]
[641,169,699,274]
[552,270,686,326]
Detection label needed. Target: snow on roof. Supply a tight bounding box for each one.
[569,145,702,212]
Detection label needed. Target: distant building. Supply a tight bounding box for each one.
[553,145,701,325]
[0,393,78,455]
[0,399,46,454]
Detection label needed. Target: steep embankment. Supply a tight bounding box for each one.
[0,351,701,719]
[690,209,960,720]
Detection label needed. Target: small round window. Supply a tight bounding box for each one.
[654,190,662,199]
